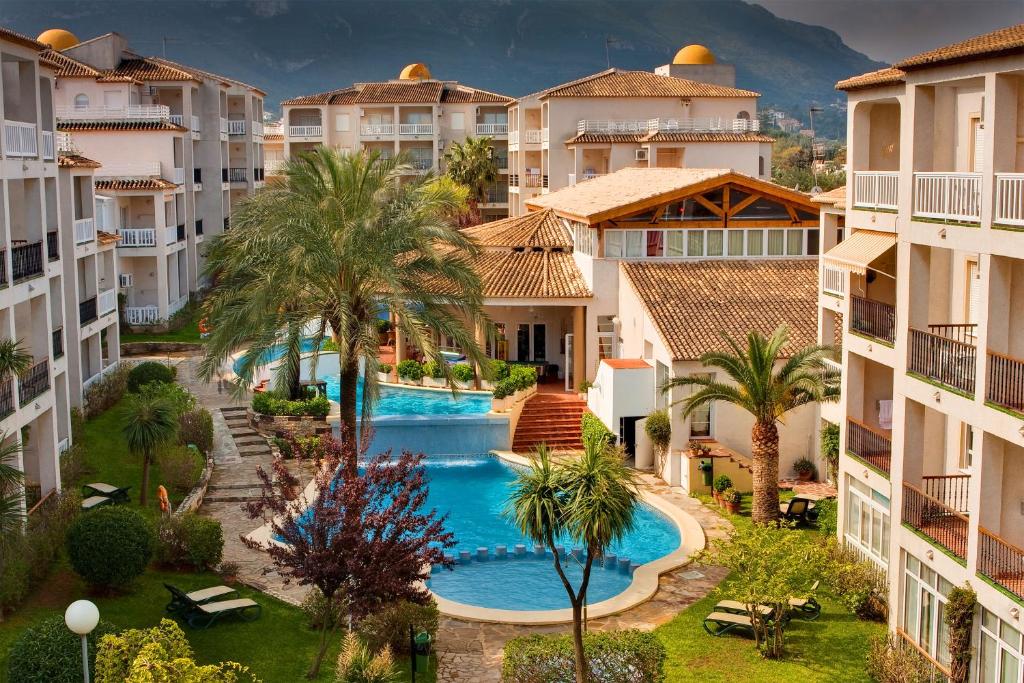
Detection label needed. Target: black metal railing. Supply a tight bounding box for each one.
[79,296,97,325]
[51,327,63,359]
[0,378,13,418]
[0,249,8,287]
[908,327,977,395]
[46,231,59,262]
[196,219,204,236]
[987,350,1024,413]
[903,481,969,560]
[254,167,264,181]
[979,527,1024,600]
[846,417,891,475]
[18,360,49,406]
[929,323,977,344]
[11,241,43,282]
[850,295,896,344]
[229,168,247,183]
[922,474,971,514]
[176,224,186,242]
[194,167,202,184]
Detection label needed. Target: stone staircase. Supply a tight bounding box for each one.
[204,406,273,504]
[511,394,588,453]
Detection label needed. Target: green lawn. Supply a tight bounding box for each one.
[120,307,204,345]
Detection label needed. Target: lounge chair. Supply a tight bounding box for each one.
[714,600,789,623]
[81,495,113,510]
[185,597,262,629]
[703,611,774,638]
[789,580,822,620]
[83,482,131,503]
[164,583,237,614]
[779,497,818,525]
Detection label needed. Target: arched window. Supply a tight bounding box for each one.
[74,94,89,109]
[758,155,765,176]
[737,110,750,120]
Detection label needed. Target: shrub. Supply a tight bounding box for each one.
[323,338,339,352]
[509,365,537,391]
[793,456,817,478]
[137,381,195,416]
[179,408,214,454]
[488,359,510,382]
[251,391,331,417]
[712,474,732,494]
[7,615,116,683]
[376,319,392,334]
[502,629,665,683]
[66,506,154,589]
[396,359,424,381]
[815,498,838,536]
[945,584,977,683]
[155,513,223,570]
[577,380,593,392]
[822,537,888,621]
[492,379,514,399]
[156,444,203,495]
[867,633,935,683]
[127,361,176,393]
[59,440,89,488]
[451,363,474,382]
[581,412,615,450]
[644,410,671,452]
[300,587,347,629]
[358,599,439,655]
[378,363,393,374]
[820,421,840,482]
[721,487,741,505]
[83,363,131,419]
[421,360,444,379]
[335,631,399,683]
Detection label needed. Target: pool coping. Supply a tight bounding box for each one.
[427,450,705,625]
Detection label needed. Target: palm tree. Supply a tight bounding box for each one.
[661,325,839,525]
[506,442,640,682]
[122,392,178,506]
[444,136,499,226]
[0,438,25,540]
[0,339,33,381]
[199,148,490,471]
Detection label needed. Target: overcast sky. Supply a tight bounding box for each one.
[749,0,1022,63]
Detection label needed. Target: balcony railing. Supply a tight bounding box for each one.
[577,119,648,134]
[17,360,49,406]
[484,186,509,204]
[902,481,968,560]
[995,173,1024,227]
[850,295,895,344]
[978,527,1024,600]
[229,168,248,183]
[219,118,228,135]
[922,474,970,514]
[0,378,12,419]
[125,306,160,326]
[191,115,201,133]
[908,326,977,395]
[360,123,395,136]
[648,117,761,134]
[118,228,156,248]
[476,123,508,135]
[399,123,433,136]
[41,130,54,161]
[164,226,178,246]
[74,218,95,244]
[169,114,183,126]
[52,327,63,359]
[0,249,7,287]
[172,167,185,185]
[227,119,246,135]
[568,172,606,186]
[79,296,97,325]
[523,129,543,144]
[853,171,899,211]
[822,264,846,297]
[913,172,982,223]
[987,350,1024,413]
[56,104,169,121]
[11,241,44,282]
[98,288,117,317]
[523,172,543,188]
[288,125,323,137]
[408,157,433,171]
[4,120,38,158]
[46,231,59,262]
[846,417,891,475]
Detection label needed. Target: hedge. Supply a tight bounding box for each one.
[397,359,425,381]
[581,412,615,449]
[127,361,176,393]
[251,391,330,417]
[7,615,117,683]
[66,507,154,589]
[502,630,666,683]
[492,365,537,399]
[451,363,475,383]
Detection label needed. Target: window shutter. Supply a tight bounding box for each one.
[335,113,350,132]
[451,112,465,130]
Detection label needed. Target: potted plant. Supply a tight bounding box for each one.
[688,440,711,458]
[577,380,593,401]
[376,318,392,345]
[218,561,241,586]
[722,487,741,514]
[377,362,393,384]
[712,474,732,505]
[396,359,425,386]
[451,363,475,390]
[793,456,817,482]
[491,379,513,412]
[421,360,445,388]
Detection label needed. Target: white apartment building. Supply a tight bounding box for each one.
[507,44,774,217]
[0,26,121,507]
[38,29,265,327]
[281,63,514,221]
[821,24,1024,678]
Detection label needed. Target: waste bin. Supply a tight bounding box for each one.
[697,458,714,487]
[414,631,431,671]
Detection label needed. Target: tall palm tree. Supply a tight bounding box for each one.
[506,442,640,683]
[0,438,25,540]
[661,325,839,525]
[444,136,499,226]
[199,148,490,471]
[122,392,178,506]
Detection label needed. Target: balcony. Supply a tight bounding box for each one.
[74,218,95,245]
[46,231,59,262]
[56,104,169,121]
[408,157,433,172]
[360,123,395,136]
[902,475,970,561]
[846,417,891,475]
[399,123,433,136]
[52,327,63,359]
[172,167,185,185]
[4,120,38,158]
[0,249,7,287]
[995,173,1024,228]
[125,306,159,326]
[850,295,896,344]
[822,263,846,298]
[169,114,183,126]
[288,124,322,138]
[41,131,54,161]
[228,120,246,135]
[645,117,761,134]
[17,360,49,406]
[118,228,157,248]
[163,226,178,246]
[577,119,648,134]
[98,288,117,317]
[523,172,543,188]
[0,378,12,419]
[191,115,201,134]
[483,186,508,204]
[252,121,263,136]
[913,172,982,224]
[522,129,543,144]
[168,295,188,317]
[568,172,605,186]
[978,528,1024,600]
[11,242,44,282]
[476,123,508,135]
[219,118,228,135]
[986,350,1024,414]
[853,171,899,211]
[79,296,97,325]
[229,168,248,183]
[908,325,977,396]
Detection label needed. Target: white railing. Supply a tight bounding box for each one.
[542,128,549,144]
[409,157,433,171]
[191,115,201,133]
[853,171,899,211]
[288,125,322,137]
[219,118,228,135]
[568,172,605,186]
[264,159,286,175]
[56,131,74,153]
[56,104,170,121]
[913,172,983,223]
[97,288,117,316]
[995,173,1024,227]
[252,121,263,136]
[168,295,188,317]
[4,120,38,157]
[822,264,846,297]
[164,225,179,245]
[172,167,185,185]
[125,306,159,326]
[96,161,161,178]
[58,438,69,454]
[577,119,648,134]
[117,228,157,247]
[523,129,543,144]
[227,119,246,135]
[263,123,283,136]
[41,131,54,160]
[646,117,761,134]
[476,123,508,135]
[169,114,183,126]
[509,131,518,145]
[361,123,395,136]
[73,218,95,244]
[399,123,433,135]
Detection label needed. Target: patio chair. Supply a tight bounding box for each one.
[83,482,131,503]
[788,580,822,620]
[184,597,261,629]
[779,497,818,525]
[703,611,774,638]
[713,600,789,623]
[81,495,113,511]
[164,583,237,614]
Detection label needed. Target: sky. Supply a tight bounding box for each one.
[750,0,1022,63]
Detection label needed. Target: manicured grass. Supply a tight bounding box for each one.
[120,307,204,344]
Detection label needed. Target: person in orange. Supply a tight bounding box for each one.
[157,485,171,515]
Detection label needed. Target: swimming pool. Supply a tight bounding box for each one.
[424,456,681,611]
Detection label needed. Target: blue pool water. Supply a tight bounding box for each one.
[424,456,680,611]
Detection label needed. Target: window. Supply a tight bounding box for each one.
[706,230,724,257]
[758,155,765,176]
[728,230,745,256]
[74,93,89,109]
[960,424,975,471]
[746,230,763,256]
[807,229,820,256]
[786,229,803,255]
[605,230,623,258]
[902,553,952,667]
[334,113,350,132]
[451,112,465,130]
[768,229,785,256]
[844,476,890,567]
[623,231,642,257]
[979,608,1023,683]
[688,374,713,437]
[533,324,546,362]
[666,230,685,256]
[646,230,664,257]
[568,219,593,256]
[687,230,704,257]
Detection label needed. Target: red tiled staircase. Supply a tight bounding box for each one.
[512,393,588,452]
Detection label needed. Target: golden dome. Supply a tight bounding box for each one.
[398,63,432,81]
[673,44,715,65]
[37,28,80,51]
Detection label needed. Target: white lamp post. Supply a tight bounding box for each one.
[64,600,99,683]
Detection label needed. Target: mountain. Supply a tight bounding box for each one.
[2,0,883,138]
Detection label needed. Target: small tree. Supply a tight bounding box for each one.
[243,433,454,679]
[644,410,672,475]
[820,421,840,484]
[945,584,976,683]
[122,392,178,506]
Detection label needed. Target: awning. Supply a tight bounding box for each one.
[823,230,896,275]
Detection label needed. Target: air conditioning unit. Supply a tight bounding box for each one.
[635,149,649,162]
[437,139,445,150]
[119,273,134,288]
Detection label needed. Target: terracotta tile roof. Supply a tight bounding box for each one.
[40,49,101,78]
[566,131,775,144]
[440,85,514,104]
[811,186,846,205]
[284,81,512,107]
[282,87,359,106]
[621,260,818,361]
[59,120,187,132]
[536,69,759,99]
[263,133,283,142]
[58,154,101,168]
[462,209,570,248]
[835,67,906,91]
[356,81,444,103]
[895,23,1024,70]
[602,358,652,369]
[96,231,120,246]
[149,56,266,95]
[106,56,201,83]
[469,250,591,299]
[0,26,45,51]
[94,178,177,191]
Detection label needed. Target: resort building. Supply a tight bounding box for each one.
[506,45,774,217]
[0,26,121,507]
[263,121,284,179]
[281,65,514,221]
[37,29,265,326]
[822,24,1024,677]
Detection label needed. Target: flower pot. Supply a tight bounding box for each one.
[797,470,813,482]
[711,491,719,504]
[725,501,740,514]
[578,392,588,401]
[491,397,507,412]
[377,371,391,384]
[423,377,446,388]
[400,377,422,386]
[454,380,472,391]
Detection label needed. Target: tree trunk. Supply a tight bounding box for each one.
[750,420,780,525]
[307,620,330,678]
[338,358,360,474]
[571,601,588,683]
[139,451,151,506]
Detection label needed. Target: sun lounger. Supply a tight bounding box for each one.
[779,497,818,525]
[185,597,262,629]
[83,482,131,503]
[81,495,113,510]
[703,611,774,638]
[789,580,822,620]
[164,583,237,614]
[713,600,789,623]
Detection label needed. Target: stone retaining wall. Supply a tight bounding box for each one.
[176,455,214,516]
[121,341,204,356]
[247,408,332,439]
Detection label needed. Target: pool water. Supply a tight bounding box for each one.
[424,456,680,611]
